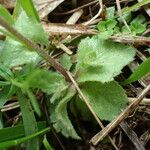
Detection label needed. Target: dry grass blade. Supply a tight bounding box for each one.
[35,0,64,18]
[42,22,97,35]
[109,35,150,46]
[128,97,150,105]
[90,83,150,145]
[120,121,145,150]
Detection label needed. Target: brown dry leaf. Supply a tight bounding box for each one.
[0,0,15,9]
[42,22,97,35]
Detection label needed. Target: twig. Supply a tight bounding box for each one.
[54,1,98,15]
[116,0,131,32]
[128,97,150,105]
[57,43,73,55]
[90,83,150,145]
[67,72,119,150]
[66,9,83,25]
[83,0,103,25]
[1,105,20,112]
[109,35,150,46]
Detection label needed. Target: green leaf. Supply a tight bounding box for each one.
[79,81,128,121]
[122,57,150,85]
[97,19,117,32]
[0,113,3,129]
[17,91,39,150]
[43,135,53,150]
[118,13,132,23]
[59,54,72,70]
[0,65,14,80]
[50,88,80,139]
[106,7,115,19]
[76,35,135,83]
[0,11,49,68]
[130,22,146,34]
[0,86,13,109]
[0,121,46,142]
[129,15,147,34]
[26,89,41,117]
[19,0,40,22]
[0,5,14,24]
[0,127,50,150]
[23,69,66,95]
[131,14,146,24]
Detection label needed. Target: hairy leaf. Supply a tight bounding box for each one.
[50,88,80,139]
[59,54,72,70]
[79,81,128,121]
[23,69,66,95]
[76,35,135,83]
[0,11,49,68]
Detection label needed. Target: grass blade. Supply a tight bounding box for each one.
[19,0,40,22]
[0,4,14,24]
[0,121,46,142]
[0,113,3,129]
[122,57,150,85]
[17,90,39,150]
[0,127,50,150]
[26,89,41,117]
[43,135,53,150]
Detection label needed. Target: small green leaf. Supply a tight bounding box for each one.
[97,19,117,32]
[19,0,40,22]
[131,14,146,24]
[118,13,132,23]
[59,54,72,70]
[50,88,80,139]
[79,81,128,121]
[106,7,115,19]
[129,15,147,34]
[122,57,150,85]
[130,22,146,34]
[76,35,135,83]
